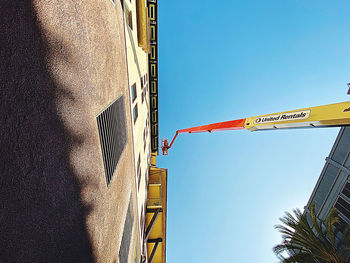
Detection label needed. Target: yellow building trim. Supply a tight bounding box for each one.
[147,0,159,154]
[137,0,147,49]
[146,15,151,53]
[151,153,157,166]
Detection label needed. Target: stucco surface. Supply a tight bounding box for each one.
[0,0,137,262]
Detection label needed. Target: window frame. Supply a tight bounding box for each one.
[133,104,138,124]
[126,9,133,30]
[131,83,137,102]
[137,154,141,190]
[141,89,145,103]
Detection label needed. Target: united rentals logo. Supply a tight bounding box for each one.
[254,110,311,125]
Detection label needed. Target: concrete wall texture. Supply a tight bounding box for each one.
[0,0,139,262]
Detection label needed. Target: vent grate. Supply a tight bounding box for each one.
[97,96,127,186]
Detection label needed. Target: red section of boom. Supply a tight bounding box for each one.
[176,118,246,134]
[161,118,246,155]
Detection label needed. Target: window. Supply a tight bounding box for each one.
[150,25,156,41]
[140,74,147,89]
[342,182,350,199]
[145,74,148,91]
[145,118,149,137]
[151,81,156,94]
[313,164,339,212]
[151,45,156,60]
[137,154,141,189]
[335,197,350,221]
[145,116,149,137]
[151,96,157,108]
[133,104,138,123]
[118,196,134,262]
[143,128,146,151]
[150,63,156,77]
[149,4,155,20]
[141,90,145,103]
[140,206,144,237]
[126,9,133,29]
[131,83,137,102]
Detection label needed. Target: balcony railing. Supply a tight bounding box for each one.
[148,198,162,207]
[149,171,161,184]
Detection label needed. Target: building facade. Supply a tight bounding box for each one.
[122,0,166,262]
[306,127,350,226]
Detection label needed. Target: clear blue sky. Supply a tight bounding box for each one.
[157,1,350,262]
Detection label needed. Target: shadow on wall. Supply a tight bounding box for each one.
[0,1,94,262]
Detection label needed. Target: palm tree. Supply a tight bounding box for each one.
[273,203,350,263]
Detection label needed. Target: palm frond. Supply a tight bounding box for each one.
[273,203,349,263]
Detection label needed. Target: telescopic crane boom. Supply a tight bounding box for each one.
[161,100,350,155]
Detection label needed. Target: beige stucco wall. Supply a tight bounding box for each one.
[31,0,139,262]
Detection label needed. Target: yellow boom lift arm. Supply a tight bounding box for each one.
[161,100,350,155]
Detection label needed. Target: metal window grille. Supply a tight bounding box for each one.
[97,96,127,186]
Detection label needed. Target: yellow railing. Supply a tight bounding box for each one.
[148,198,162,207]
[149,171,161,184]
